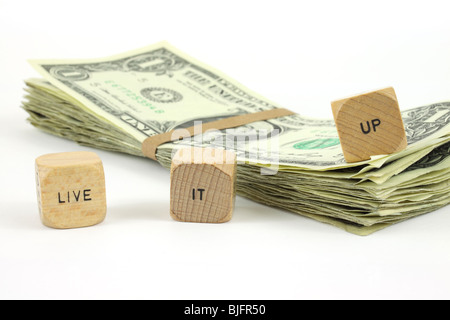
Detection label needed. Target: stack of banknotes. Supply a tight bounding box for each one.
[21,42,450,235]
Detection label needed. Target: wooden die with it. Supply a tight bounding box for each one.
[170,147,237,223]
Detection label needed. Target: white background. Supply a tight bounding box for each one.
[1,0,450,300]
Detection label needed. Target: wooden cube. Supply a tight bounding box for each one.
[170,147,237,223]
[331,87,408,163]
[35,151,107,229]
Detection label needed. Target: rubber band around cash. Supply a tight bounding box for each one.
[142,108,295,161]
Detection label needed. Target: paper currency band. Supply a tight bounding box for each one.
[142,108,295,161]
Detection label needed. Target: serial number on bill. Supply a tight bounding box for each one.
[184,304,266,317]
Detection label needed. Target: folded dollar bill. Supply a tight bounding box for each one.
[22,41,450,235]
